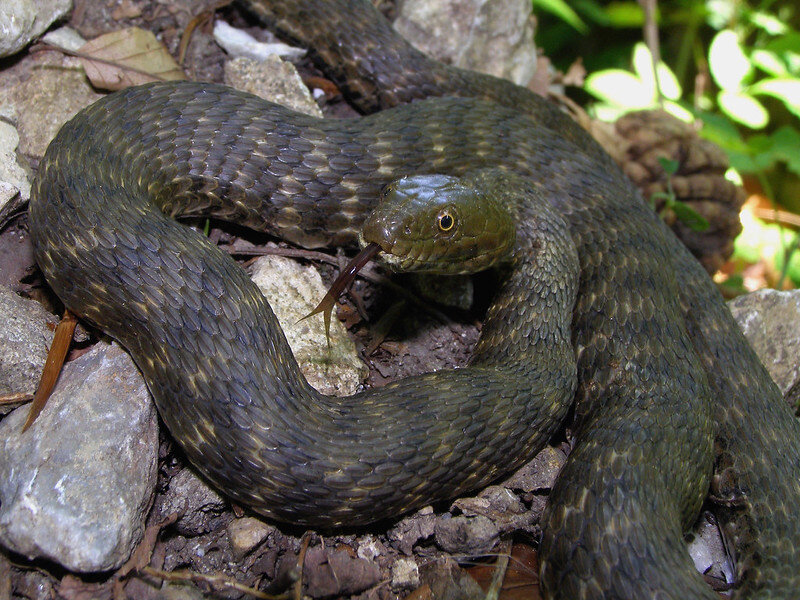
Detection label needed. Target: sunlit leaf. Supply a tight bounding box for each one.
[632,42,657,98]
[664,100,694,122]
[631,43,682,100]
[657,63,682,100]
[750,78,800,118]
[709,30,751,91]
[532,0,588,33]
[750,50,789,77]
[585,69,653,108]
[749,10,789,35]
[717,90,769,128]
[79,27,185,91]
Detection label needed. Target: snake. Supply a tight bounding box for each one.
[26,0,800,597]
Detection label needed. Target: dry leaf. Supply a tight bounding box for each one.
[78,27,186,91]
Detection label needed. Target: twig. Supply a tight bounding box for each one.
[484,540,512,600]
[140,566,287,599]
[293,532,312,600]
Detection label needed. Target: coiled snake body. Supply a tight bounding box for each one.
[28,0,800,597]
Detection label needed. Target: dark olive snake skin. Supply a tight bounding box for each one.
[28,0,800,598]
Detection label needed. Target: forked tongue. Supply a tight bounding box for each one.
[300,242,383,344]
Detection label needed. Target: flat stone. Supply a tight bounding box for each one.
[1,54,102,159]
[156,468,227,537]
[0,120,30,202]
[250,255,367,396]
[0,342,158,572]
[0,0,72,58]
[224,55,322,117]
[729,289,800,400]
[227,516,275,560]
[0,285,56,397]
[394,0,537,86]
[214,20,305,63]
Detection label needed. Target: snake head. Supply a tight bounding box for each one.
[360,173,516,274]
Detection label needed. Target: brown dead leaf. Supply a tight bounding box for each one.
[467,543,542,600]
[78,27,186,91]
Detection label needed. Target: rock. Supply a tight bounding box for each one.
[394,0,537,86]
[224,55,323,118]
[303,546,382,598]
[392,557,420,588]
[502,444,566,492]
[0,53,102,159]
[729,289,800,402]
[250,255,368,396]
[420,558,484,600]
[411,273,473,310]
[687,512,735,588]
[0,0,72,58]
[0,285,56,397]
[451,485,537,535]
[0,120,30,202]
[40,25,85,52]
[0,342,158,572]
[434,514,498,554]
[226,516,275,560]
[214,20,305,63]
[387,506,437,555]
[156,468,227,537]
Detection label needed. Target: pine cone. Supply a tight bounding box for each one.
[610,110,745,274]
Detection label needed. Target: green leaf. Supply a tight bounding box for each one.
[750,50,789,77]
[709,30,751,90]
[750,78,800,118]
[632,42,656,96]
[584,69,653,108]
[671,201,710,231]
[657,156,679,175]
[748,10,790,35]
[532,0,589,33]
[747,126,800,176]
[717,90,769,129]
[603,2,646,27]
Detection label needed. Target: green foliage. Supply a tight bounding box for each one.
[651,157,710,231]
[533,0,800,287]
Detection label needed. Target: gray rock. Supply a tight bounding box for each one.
[40,25,85,52]
[0,285,56,397]
[391,557,420,588]
[156,468,227,537]
[502,444,565,492]
[224,55,323,118]
[214,20,305,63]
[729,289,800,401]
[434,514,499,554]
[412,273,474,310]
[0,121,30,203]
[227,516,275,560]
[250,255,368,396]
[687,512,735,588]
[394,0,537,86]
[0,0,72,58]
[303,546,382,598]
[0,342,158,572]
[0,54,103,158]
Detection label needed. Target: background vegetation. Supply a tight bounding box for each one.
[532,0,800,289]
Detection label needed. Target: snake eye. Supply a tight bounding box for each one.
[437,211,455,232]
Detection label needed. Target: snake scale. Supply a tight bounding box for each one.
[27,0,800,597]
